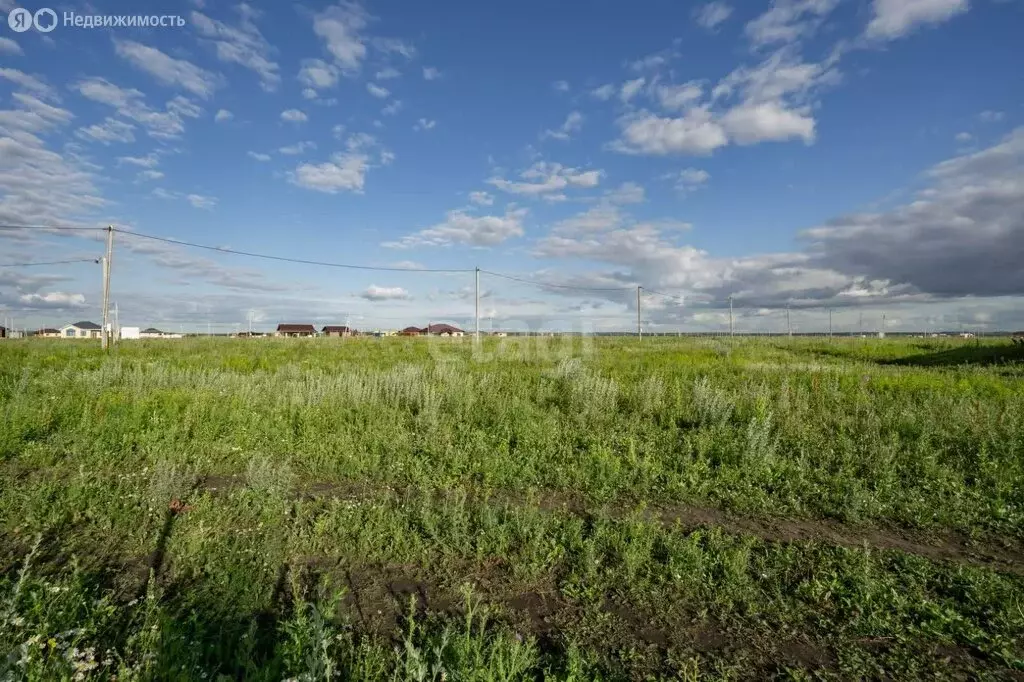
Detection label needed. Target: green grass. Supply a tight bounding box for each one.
[2,336,1023,679]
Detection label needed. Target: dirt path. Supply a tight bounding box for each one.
[650,502,1024,574]
[196,474,1024,576]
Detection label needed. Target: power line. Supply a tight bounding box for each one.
[0,224,685,296]
[114,228,475,273]
[480,269,634,292]
[0,258,100,267]
[0,224,105,232]
[644,288,685,301]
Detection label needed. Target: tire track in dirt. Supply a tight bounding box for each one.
[542,495,1024,576]
[195,474,1024,576]
[654,504,1024,574]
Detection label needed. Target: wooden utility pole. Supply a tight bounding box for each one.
[637,286,642,341]
[728,296,734,337]
[100,226,113,350]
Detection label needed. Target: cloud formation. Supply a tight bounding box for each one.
[192,5,280,90]
[384,208,528,248]
[360,284,410,301]
[542,111,583,141]
[488,162,602,198]
[73,78,202,139]
[534,129,1024,316]
[694,2,733,30]
[114,40,219,98]
[866,0,968,40]
[609,43,837,155]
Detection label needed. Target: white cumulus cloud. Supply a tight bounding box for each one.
[620,77,646,103]
[611,109,728,155]
[745,0,839,48]
[279,141,316,155]
[114,40,219,98]
[694,2,733,30]
[866,0,968,40]
[298,58,339,90]
[18,291,87,307]
[721,101,815,145]
[289,153,369,193]
[191,6,280,90]
[384,208,528,248]
[280,109,308,123]
[488,161,602,196]
[187,194,217,209]
[360,285,411,301]
[366,83,390,99]
[313,3,369,72]
[542,111,583,141]
[0,37,22,56]
[75,118,136,144]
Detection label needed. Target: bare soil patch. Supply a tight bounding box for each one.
[187,474,1024,574]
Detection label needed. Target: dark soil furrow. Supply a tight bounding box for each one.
[194,474,1024,575]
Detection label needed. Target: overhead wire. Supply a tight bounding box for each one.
[0,224,106,232]
[3,224,667,317]
[480,269,634,292]
[0,258,100,267]
[643,288,685,301]
[113,228,475,273]
[104,229,646,293]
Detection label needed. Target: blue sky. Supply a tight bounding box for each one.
[1,0,1022,333]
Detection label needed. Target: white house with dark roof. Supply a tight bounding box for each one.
[59,321,102,339]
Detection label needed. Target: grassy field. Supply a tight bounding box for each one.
[2,336,1024,680]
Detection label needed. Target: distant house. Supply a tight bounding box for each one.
[276,323,317,337]
[399,324,466,337]
[139,327,182,339]
[960,332,976,339]
[60,321,102,339]
[426,323,465,337]
[1011,332,1024,347]
[492,331,507,337]
[322,325,354,337]
[0,326,6,339]
[30,328,60,338]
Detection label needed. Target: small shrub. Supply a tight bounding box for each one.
[246,454,295,497]
[692,377,734,426]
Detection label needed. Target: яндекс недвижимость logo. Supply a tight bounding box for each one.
[7,7,57,32]
[6,7,184,31]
